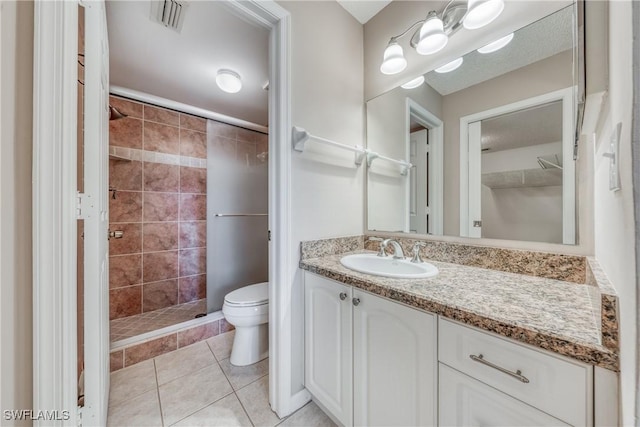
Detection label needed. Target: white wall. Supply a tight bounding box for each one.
[441,51,573,237]
[366,83,442,232]
[0,1,34,424]
[592,1,637,424]
[278,0,364,398]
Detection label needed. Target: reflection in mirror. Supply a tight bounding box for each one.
[365,4,578,245]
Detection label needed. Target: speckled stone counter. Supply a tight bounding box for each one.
[300,249,619,371]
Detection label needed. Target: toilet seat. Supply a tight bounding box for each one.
[224,282,268,307]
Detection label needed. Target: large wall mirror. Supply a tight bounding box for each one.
[366,3,583,245]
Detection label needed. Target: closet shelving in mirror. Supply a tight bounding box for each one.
[482,168,562,189]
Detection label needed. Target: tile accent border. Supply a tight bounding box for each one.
[109,146,207,169]
[109,315,234,372]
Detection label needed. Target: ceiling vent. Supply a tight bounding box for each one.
[150,0,188,32]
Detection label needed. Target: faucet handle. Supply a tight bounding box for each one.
[367,237,387,257]
[411,241,427,263]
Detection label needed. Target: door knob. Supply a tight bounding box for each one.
[108,230,124,240]
[352,298,360,306]
[339,292,347,301]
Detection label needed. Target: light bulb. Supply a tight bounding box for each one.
[463,0,504,30]
[401,76,425,89]
[416,13,448,55]
[380,42,407,75]
[435,57,463,73]
[477,33,514,53]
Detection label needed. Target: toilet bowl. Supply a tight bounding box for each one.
[222,282,269,366]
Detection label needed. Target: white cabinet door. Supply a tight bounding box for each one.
[304,273,353,426]
[439,363,569,427]
[353,290,437,427]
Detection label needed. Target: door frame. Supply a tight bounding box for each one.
[32,0,297,423]
[459,87,576,244]
[406,98,444,235]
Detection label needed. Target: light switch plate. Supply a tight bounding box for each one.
[606,122,622,192]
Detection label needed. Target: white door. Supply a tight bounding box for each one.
[409,129,428,234]
[353,290,437,427]
[304,273,353,426]
[439,364,569,426]
[82,1,110,424]
[466,121,482,238]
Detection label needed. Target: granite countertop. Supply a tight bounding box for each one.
[300,250,618,371]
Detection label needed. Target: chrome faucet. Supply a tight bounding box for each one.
[411,242,427,263]
[382,239,405,260]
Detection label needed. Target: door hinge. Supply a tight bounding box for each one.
[76,192,93,220]
[268,230,271,241]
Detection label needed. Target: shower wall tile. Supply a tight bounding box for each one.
[123,334,178,366]
[144,121,180,155]
[180,114,207,133]
[177,322,219,348]
[144,162,180,193]
[109,191,143,223]
[180,167,207,194]
[143,279,179,312]
[180,129,207,159]
[143,222,179,252]
[109,223,142,256]
[178,274,206,304]
[110,350,124,372]
[110,96,143,119]
[143,251,179,283]
[179,248,207,277]
[109,118,143,149]
[180,194,206,221]
[109,159,142,191]
[210,135,236,161]
[144,105,180,127]
[110,285,142,320]
[236,141,257,166]
[110,254,143,289]
[179,221,206,249]
[144,192,180,222]
[209,120,237,139]
[236,127,258,144]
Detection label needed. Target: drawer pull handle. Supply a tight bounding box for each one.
[469,354,530,384]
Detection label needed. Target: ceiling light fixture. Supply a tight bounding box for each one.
[435,57,464,73]
[401,75,425,89]
[216,69,242,93]
[477,32,513,53]
[379,0,505,75]
[463,0,505,30]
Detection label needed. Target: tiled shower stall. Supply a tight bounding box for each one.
[107,95,267,351]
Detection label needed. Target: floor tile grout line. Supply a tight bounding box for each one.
[152,358,167,427]
[165,389,236,427]
[154,342,218,388]
[233,390,256,427]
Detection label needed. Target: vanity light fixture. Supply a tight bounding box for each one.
[401,75,425,89]
[379,0,505,75]
[216,69,242,93]
[435,57,464,73]
[477,32,513,53]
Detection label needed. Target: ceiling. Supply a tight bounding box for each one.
[481,100,563,152]
[106,1,269,126]
[337,0,392,24]
[424,5,573,96]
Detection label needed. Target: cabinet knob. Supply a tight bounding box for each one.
[339,292,347,301]
[352,298,360,306]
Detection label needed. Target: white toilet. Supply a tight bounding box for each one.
[222,282,269,366]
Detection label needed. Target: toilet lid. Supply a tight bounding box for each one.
[224,282,269,307]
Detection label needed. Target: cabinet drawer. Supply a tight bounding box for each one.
[439,363,569,426]
[439,319,592,426]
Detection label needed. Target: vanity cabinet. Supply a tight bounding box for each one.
[304,272,437,426]
[438,319,592,427]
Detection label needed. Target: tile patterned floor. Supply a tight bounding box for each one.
[110,299,207,342]
[107,330,336,427]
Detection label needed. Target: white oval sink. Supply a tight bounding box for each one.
[340,254,439,279]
